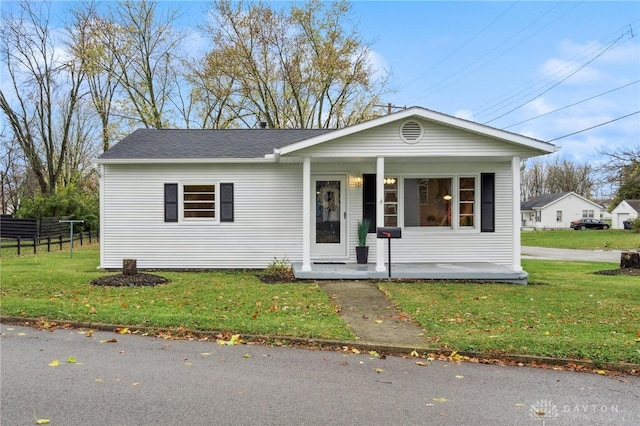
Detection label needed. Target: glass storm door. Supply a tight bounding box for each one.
[312,176,347,258]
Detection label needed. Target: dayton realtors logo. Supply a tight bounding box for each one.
[529,399,559,424]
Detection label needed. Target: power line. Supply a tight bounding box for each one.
[483,32,627,125]
[397,1,519,92]
[547,110,640,142]
[502,80,640,129]
[472,19,639,121]
[403,1,575,104]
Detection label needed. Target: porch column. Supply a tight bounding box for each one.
[375,156,386,272]
[512,156,522,271]
[302,157,312,271]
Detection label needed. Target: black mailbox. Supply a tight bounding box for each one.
[377,227,402,239]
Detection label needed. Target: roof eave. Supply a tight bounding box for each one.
[95,157,273,165]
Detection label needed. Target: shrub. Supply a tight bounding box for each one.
[260,257,296,283]
[16,184,99,230]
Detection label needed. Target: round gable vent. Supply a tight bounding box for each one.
[400,120,423,144]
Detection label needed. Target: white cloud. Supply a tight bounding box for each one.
[538,58,606,85]
[524,97,555,116]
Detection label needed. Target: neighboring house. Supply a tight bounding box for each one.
[520,192,604,230]
[610,199,640,229]
[96,107,556,282]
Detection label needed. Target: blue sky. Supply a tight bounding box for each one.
[3,0,639,167]
[175,0,640,165]
[347,1,639,166]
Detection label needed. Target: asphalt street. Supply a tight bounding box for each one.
[1,324,639,426]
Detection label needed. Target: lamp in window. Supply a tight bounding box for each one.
[443,194,452,201]
[384,177,396,185]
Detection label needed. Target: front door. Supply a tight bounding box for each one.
[312,176,347,258]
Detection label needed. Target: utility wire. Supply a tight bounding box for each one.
[473,20,638,120]
[502,80,640,129]
[397,1,519,92]
[403,1,574,104]
[547,110,640,142]
[483,32,626,125]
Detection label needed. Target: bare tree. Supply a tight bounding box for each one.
[0,0,87,195]
[599,145,640,207]
[94,0,186,129]
[521,156,595,200]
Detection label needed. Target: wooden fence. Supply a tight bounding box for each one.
[0,215,98,255]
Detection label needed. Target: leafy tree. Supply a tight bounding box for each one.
[199,0,391,129]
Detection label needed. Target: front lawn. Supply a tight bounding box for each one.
[0,244,354,341]
[2,244,639,365]
[521,229,640,250]
[379,259,640,365]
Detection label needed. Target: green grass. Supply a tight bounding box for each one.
[2,239,639,365]
[521,229,640,250]
[0,245,354,341]
[379,259,640,364]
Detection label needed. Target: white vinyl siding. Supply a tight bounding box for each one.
[101,163,304,269]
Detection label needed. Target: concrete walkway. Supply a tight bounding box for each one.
[521,246,623,262]
[316,280,429,350]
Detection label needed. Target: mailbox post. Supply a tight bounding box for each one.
[376,227,401,278]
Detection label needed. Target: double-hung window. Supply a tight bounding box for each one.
[184,184,216,219]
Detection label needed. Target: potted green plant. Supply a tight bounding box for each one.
[356,218,371,264]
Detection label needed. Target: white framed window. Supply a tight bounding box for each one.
[582,210,594,218]
[556,211,562,222]
[164,182,234,223]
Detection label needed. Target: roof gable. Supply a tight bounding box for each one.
[278,106,557,157]
[623,199,640,212]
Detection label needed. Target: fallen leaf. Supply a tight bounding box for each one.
[35,419,50,425]
[368,350,380,358]
[432,397,448,403]
[375,368,384,373]
[100,338,118,343]
[596,370,606,375]
[89,307,97,314]
[95,378,104,383]
[351,348,361,354]
[115,328,130,334]
[86,330,94,337]
[374,320,383,324]
[243,353,252,358]
[410,350,420,357]
[200,352,211,357]
[415,361,428,366]
[455,375,464,379]
[48,359,59,367]
[67,356,77,364]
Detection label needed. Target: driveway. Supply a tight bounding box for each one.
[521,246,622,263]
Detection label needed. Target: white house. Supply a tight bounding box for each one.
[96,107,556,283]
[611,199,640,229]
[520,192,603,230]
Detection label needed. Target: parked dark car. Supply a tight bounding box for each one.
[570,218,609,230]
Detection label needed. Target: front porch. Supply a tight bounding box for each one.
[292,262,528,284]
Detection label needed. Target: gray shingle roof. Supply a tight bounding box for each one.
[521,192,571,210]
[625,200,640,212]
[98,129,336,160]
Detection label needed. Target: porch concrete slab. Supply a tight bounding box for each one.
[293,262,528,284]
[316,280,429,349]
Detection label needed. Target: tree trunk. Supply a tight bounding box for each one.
[620,252,640,269]
[123,258,137,275]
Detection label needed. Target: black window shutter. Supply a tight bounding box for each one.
[362,174,376,233]
[480,173,495,232]
[164,183,178,222]
[220,183,234,222]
